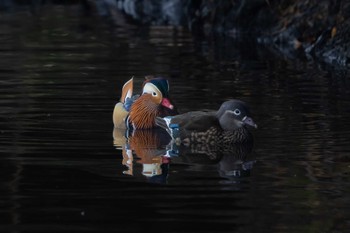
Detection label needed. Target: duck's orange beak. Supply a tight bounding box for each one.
[161,98,174,110]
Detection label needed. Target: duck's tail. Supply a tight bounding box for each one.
[120,77,133,104]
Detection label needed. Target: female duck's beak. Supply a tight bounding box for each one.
[161,98,174,110]
[242,116,258,129]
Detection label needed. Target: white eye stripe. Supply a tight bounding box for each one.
[143,83,162,98]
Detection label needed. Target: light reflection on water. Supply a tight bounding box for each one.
[1,5,350,233]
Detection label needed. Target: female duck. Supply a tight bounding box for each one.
[156,99,257,145]
[113,76,178,129]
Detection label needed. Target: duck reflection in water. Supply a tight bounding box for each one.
[113,128,172,184]
[169,136,256,181]
[113,127,256,184]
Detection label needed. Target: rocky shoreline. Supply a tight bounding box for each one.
[1,0,349,68]
[106,0,350,68]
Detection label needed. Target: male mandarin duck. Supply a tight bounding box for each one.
[113,76,178,129]
[156,99,257,145]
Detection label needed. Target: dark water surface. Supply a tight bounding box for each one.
[1,6,350,233]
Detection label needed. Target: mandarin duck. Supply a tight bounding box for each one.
[156,99,257,146]
[113,76,178,129]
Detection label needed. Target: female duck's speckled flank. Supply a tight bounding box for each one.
[156,99,257,145]
[113,76,178,129]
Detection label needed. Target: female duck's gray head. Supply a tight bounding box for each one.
[216,99,257,131]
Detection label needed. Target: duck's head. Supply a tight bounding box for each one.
[216,99,257,131]
[142,77,175,111]
[129,77,177,129]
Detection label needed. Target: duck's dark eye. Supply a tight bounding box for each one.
[233,109,241,115]
[152,92,157,96]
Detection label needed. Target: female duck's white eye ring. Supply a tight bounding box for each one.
[152,92,157,96]
[233,109,241,115]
